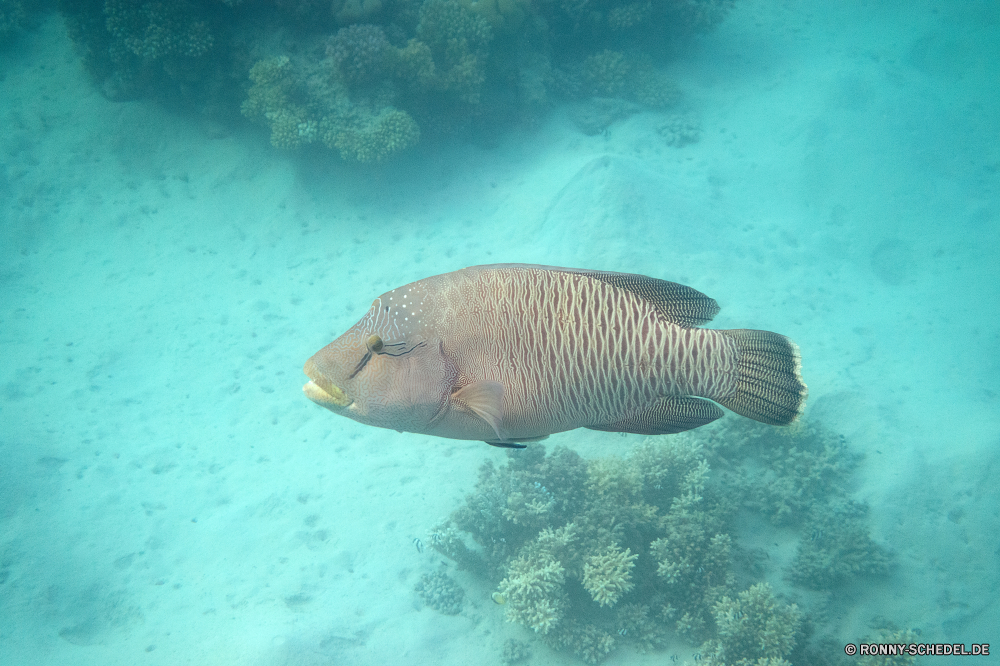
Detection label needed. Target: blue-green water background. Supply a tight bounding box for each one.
[1,1,998,664]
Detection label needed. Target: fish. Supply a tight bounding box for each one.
[491,591,506,605]
[303,264,807,447]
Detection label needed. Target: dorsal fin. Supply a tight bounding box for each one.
[467,264,719,328]
[580,270,720,328]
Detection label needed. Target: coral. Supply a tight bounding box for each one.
[582,543,638,607]
[241,56,316,150]
[322,106,420,162]
[427,525,486,575]
[657,115,701,147]
[497,553,567,634]
[579,50,680,110]
[500,637,531,665]
[431,423,915,665]
[395,38,437,88]
[699,583,803,666]
[104,0,213,60]
[629,63,681,109]
[649,455,735,640]
[56,0,739,158]
[581,50,631,98]
[706,420,859,527]
[554,621,616,664]
[241,54,418,160]
[437,440,734,660]
[412,0,493,103]
[786,501,893,590]
[327,24,393,87]
[615,603,669,651]
[414,571,464,615]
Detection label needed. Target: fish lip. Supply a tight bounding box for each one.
[302,358,353,409]
[303,379,353,409]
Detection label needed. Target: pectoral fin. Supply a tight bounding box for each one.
[587,396,724,435]
[452,380,505,441]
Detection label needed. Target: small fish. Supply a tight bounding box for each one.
[303,265,807,446]
[618,628,628,636]
[491,592,507,605]
[412,537,424,554]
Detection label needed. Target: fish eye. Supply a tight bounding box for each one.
[366,334,384,353]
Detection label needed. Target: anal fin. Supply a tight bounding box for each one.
[587,396,723,435]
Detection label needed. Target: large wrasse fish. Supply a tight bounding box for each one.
[303,264,807,447]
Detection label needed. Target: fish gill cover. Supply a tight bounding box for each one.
[422,421,914,665]
[54,0,732,161]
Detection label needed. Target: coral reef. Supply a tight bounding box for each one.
[57,0,736,159]
[414,570,465,615]
[433,440,736,662]
[430,417,902,664]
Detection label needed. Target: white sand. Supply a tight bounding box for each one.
[1,1,998,664]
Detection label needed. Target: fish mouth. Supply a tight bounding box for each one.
[303,360,353,409]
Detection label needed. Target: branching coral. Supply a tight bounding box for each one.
[699,583,802,666]
[433,419,912,665]
[582,543,638,607]
[497,553,567,633]
[438,441,734,661]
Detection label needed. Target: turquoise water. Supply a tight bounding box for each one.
[1,1,998,664]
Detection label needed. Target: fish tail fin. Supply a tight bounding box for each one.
[715,329,808,426]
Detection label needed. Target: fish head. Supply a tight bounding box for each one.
[303,289,457,434]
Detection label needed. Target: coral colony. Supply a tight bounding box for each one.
[423,422,908,665]
[54,0,732,161]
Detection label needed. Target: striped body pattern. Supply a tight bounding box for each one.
[303,265,807,446]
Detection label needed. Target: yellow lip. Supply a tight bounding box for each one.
[303,379,352,408]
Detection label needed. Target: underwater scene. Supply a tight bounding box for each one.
[1,0,997,665]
